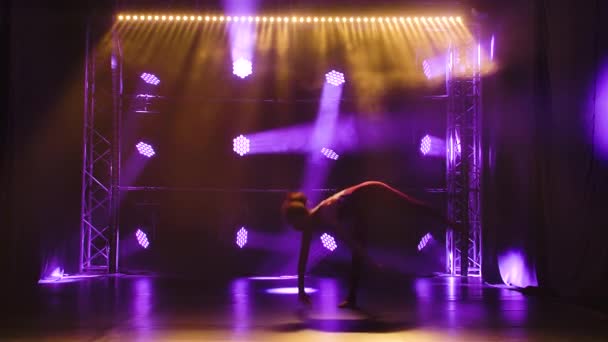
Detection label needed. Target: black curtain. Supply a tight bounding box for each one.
[482,0,608,302]
[4,1,112,294]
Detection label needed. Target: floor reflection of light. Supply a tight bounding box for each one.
[38,274,104,284]
[132,277,153,333]
[414,278,432,300]
[231,279,250,334]
[499,287,528,326]
[318,278,338,313]
[447,276,456,300]
[265,287,318,294]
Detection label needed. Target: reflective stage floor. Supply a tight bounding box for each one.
[1,274,607,341]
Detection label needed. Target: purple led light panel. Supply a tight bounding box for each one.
[136,229,150,249]
[422,60,432,79]
[417,232,432,251]
[236,227,247,248]
[420,135,431,155]
[140,73,160,85]
[136,142,156,158]
[321,147,339,160]
[236,227,248,248]
[233,58,253,79]
[325,70,345,86]
[320,233,337,251]
[233,135,250,156]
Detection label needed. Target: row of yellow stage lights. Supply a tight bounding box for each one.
[117,14,463,24]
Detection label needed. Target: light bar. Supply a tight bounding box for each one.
[117,14,463,24]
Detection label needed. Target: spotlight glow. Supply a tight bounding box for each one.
[140,72,160,85]
[50,267,64,279]
[266,287,318,294]
[325,70,345,86]
[136,141,156,158]
[321,147,339,160]
[320,233,338,251]
[420,135,432,155]
[233,135,250,156]
[236,227,248,248]
[233,58,253,79]
[136,229,150,249]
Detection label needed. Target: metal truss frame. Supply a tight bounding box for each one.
[445,42,483,277]
[80,20,123,273]
[80,15,482,276]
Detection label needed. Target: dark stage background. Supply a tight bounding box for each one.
[3,0,608,309]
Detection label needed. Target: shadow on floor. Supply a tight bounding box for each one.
[271,317,415,333]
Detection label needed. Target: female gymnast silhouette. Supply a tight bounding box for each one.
[282,181,461,308]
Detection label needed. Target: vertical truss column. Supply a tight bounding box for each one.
[80,19,122,273]
[446,42,482,277]
[109,32,123,273]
